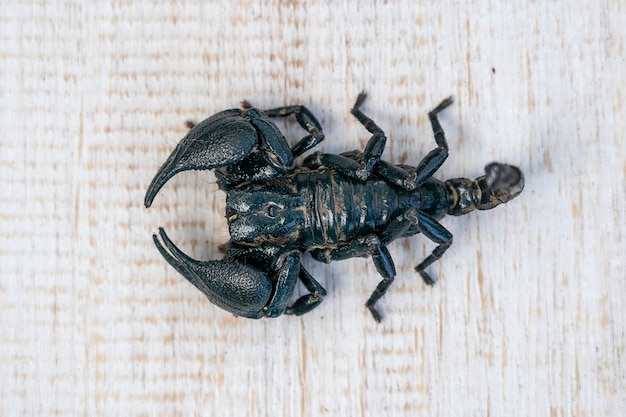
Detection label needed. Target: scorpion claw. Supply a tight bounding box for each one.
[152,227,274,319]
[145,109,259,208]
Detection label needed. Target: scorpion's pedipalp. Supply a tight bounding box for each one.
[152,227,273,318]
[153,227,213,295]
[144,109,258,208]
[350,92,388,181]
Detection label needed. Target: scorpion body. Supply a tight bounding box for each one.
[145,93,524,322]
[227,168,414,249]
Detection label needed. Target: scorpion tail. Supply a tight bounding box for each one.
[446,162,524,216]
[152,227,273,319]
[144,109,258,208]
[479,162,524,209]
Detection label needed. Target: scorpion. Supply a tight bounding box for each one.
[144,93,524,322]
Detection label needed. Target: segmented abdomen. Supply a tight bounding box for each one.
[299,168,401,248]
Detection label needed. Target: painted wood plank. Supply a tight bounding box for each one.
[1,1,624,416]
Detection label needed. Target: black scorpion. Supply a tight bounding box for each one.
[144,93,524,322]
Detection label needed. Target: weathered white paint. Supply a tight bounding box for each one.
[1,1,624,416]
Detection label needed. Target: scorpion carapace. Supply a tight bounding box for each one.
[145,93,524,322]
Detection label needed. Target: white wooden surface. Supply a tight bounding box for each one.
[1,1,624,416]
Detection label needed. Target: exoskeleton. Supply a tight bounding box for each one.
[145,93,524,322]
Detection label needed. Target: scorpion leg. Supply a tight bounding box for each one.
[312,235,393,322]
[414,211,453,285]
[359,96,455,191]
[311,208,418,322]
[399,97,454,189]
[350,91,387,180]
[256,104,326,158]
[285,266,327,316]
[373,160,419,190]
[303,151,361,177]
[302,92,387,182]
[364,208,422,322]
[303,96,454,191]
[428,97,453,150]
[363,237,401,322]
[260,251,302,318]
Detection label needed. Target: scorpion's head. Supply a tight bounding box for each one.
[225,186,304,247]
[446,163,524,216]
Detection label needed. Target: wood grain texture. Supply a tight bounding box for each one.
[1,1,624,416]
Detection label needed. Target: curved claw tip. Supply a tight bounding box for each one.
[144,160,175,208]
[144,193,155,208]
[151,227,188,275]
[154,227,192,263]
[144,146,188,208]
